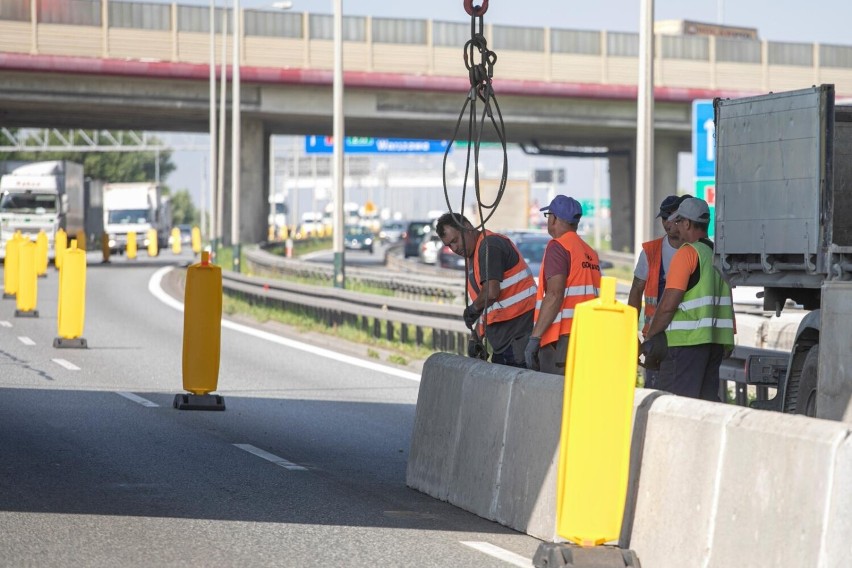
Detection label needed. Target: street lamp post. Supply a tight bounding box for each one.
[231,0,241,271]
[332,0,345,288]
[634,0,654,258]
[207,0,216,244]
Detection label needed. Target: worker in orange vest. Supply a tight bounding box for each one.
[628,194,691,387]
[525,195,601,375]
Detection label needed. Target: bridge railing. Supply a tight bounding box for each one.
[1,0,851,95]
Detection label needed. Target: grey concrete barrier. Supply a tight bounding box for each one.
[408,353,852,566]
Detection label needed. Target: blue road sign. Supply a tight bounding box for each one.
[692,100,715,178]
[304,136,449,154]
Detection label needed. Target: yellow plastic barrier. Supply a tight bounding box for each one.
[278,225,289,240]
[54,240,87,348]
[16,240,38,316]
[101,232,111,263]
[3,233,23,297]
[55,228,67,270]
[147,228,158,257]
[181,251,222,395]
[171,227,181,254]
[75,229,87,251]
[35,230,48,277]
[191,226,201,254]
[126,231,137,259]
[556,276,637,546]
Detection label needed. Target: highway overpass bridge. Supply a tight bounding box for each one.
[1,1,851,250]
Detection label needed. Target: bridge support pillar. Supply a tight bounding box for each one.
[608,143,635,253]
[652,134,684,239]
[220,116,268,246]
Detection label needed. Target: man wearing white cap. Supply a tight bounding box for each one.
[642,197,735,401]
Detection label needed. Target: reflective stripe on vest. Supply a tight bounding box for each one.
[641,238,664,335]
[534,232,601,346]
[664,241,735,348]
[466,231,537,332]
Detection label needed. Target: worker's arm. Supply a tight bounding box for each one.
[627,276,647,314]
[473,279,502,313]
[530,273,567,339]
[644,288,684,338]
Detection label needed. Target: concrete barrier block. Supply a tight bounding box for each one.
[825,431,852,565]
[447,359,520,516]
[406,353,469,499]
[629,397,744,567]
[495,369,564,541]
[710,412,848,567]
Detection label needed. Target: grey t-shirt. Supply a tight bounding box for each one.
[633,237,679,281]
[467,235,534,354]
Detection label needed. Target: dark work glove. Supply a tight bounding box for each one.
[467,334,489,360]
[640,333,668,371]
[524,336,541,371]
[463,305,482,330]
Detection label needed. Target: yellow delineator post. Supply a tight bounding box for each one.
[54,240,87,348]
[101,232,111,263]
[126,231,137,259]
[556,276,637,546]
[147,228,158,257]
[75,229,87,251]
[3,232,23,298]
[35,230,49,277]
[174,251,225,410]
[15,239,38,317]
[171,227,181,254]
[54,228,67,270]
[190,226,201,254]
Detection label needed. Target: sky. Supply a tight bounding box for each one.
[159,0,852,209]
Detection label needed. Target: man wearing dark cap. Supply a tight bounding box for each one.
[628,194,691,387]
[524,195,601,375]
[642,197,735,401]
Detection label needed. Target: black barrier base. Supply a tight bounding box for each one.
[174,393,226,411]
[53,337,87,348]
[15,309,38,318]
[533,543,641,568]
[3,293,14,299]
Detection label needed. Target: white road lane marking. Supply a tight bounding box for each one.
[52,359,81,371]
[116,392,159,407]
[18,336,35,346]
[0,321,12,327]
[460,542,533,567]
[149,267,421,383]
[233,443,308,471]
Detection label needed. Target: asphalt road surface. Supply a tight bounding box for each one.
[0,251,542,567]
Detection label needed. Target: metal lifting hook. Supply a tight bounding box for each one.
[463,0,488,17]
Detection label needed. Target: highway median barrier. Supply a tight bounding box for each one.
[54,240,87,348]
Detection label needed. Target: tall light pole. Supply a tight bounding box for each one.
[207,0,216,243]
[634,0,654,258]
[332,0,345,288]
[231,0,242,271]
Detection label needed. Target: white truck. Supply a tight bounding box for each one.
[0,160,85,258]
[103,182,169,254]
[714,84,852,421]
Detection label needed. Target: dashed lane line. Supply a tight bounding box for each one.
[116,392,159,407]
[52,359,81,371]
[0,321,12,328]
[233,443,308,471]
[460,541,533,567]
[18,336,35,346]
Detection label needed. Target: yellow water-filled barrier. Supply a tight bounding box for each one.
[147,228,158,257]
[54,240,87,348]
[35,230,48,277]
[3,232,23,298]
[171,227,181,254]
[175,251,225,410]
[101,232,111,263]
[15,239,38,317]
[75,229,87,251]
[126,231,137,259]
[556,276,637,546]
[55,228,67,270]
[191,226,201,254]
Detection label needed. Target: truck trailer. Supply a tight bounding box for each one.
[714,84,852,421]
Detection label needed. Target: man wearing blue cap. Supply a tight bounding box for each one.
[525,195,601,375]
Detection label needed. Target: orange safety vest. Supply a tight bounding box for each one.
[534,231,601,347]
[641,237,664,335]
[466,231,537,334]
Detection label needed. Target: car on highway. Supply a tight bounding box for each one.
[344,225,375,254]
[419,232,441,265]
[379,220,406,243]
[403,220,433,258]
[438,243,466,270]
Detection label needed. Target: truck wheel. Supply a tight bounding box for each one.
[787,345,819,416]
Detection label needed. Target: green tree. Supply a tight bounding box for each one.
[0,130,176,186]
[169,189,199,226]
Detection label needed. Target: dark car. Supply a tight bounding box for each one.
[438,243,466,270]
[344,225,375,254]
[508,230,613,279]
[403,220,433,258]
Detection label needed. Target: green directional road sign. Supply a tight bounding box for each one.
[578,198,611,216]
[694,178,716,238]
